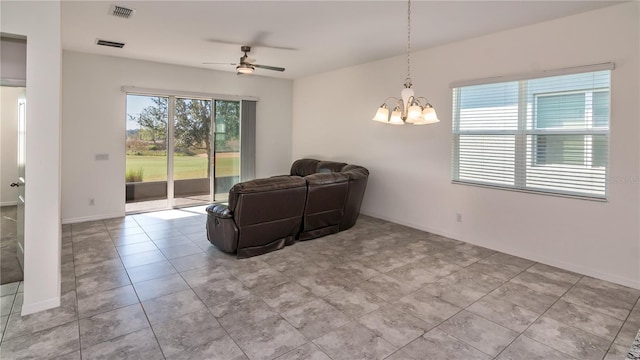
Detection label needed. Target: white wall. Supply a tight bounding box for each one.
[0,87,24,206]
[292,3,640,288]
[62,51,293,222]
[1,1,62,314]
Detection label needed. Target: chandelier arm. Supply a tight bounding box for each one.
[380,97,400,107]
[395,98,405,113]
[414,97,429,105]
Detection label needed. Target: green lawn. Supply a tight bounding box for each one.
[126,154,239,182]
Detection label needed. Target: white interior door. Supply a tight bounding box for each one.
[16,96,26,270]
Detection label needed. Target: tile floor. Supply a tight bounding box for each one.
[0,207,638,359]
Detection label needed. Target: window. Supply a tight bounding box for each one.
[452,68,611,199]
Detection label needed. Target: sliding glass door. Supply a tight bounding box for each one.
[172,97,213,207]
[125,94,241,213]
[125,95,169,212]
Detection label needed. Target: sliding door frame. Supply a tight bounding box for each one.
[124,87,256,213]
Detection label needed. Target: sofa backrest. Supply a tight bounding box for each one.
[290,159,319,177]
[227,176,307,256]
[290,159,370,236]
[300,172,349,239]
[228,176,307,227]
[316,161,347,173]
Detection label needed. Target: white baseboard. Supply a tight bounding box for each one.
[0,201,17,206]
[21,296,60,316]
[62,212,124,224]
[360,210,640,290]
[526,252,640,290]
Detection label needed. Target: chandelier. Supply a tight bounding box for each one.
[372,0,440,125]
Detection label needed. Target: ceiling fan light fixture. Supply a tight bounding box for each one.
[205,46,285,74]
[236,63,255,74]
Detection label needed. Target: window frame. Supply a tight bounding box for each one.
[529,88,609,168]
[451,67,612,201]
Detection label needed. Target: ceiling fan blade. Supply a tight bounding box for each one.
[206,38,297,51]
[253,64,285,72]
[202,62,237,65]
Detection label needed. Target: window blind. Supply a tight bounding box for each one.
[240,100,257,182]
[452,70,611,200]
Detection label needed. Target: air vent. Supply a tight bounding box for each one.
[109,4,135,19]
[96,39,125,48]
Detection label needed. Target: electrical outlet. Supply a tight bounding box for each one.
[456,213,462,222]
[95,154,109,161]
[89,198,95,206]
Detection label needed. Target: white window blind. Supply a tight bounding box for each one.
[452,69,611,200]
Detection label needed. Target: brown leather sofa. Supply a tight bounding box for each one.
[206,159,368,258]
[290,159,369,240]
[206,176,307,258]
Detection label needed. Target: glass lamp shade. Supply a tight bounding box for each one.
[417,105,440,125]
[372,106,390,123]
[389,109,404,125]
[405,105,423,124]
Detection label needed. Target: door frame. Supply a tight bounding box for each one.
[125,90,246,213]
[17,93,26,270]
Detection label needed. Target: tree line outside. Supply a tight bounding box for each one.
[126,96,240,183]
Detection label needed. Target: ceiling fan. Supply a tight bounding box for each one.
[203,45,285,75]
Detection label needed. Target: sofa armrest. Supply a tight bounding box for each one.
[206,204,233,219]
[206,205,239,253]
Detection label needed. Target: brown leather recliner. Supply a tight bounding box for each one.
[290,159,370,238]
[298,172,349,240]
[206,176,307,258]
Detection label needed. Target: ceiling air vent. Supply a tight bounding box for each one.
[109,4,135,19]
[96,39,125,48]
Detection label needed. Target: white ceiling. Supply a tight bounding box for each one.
[61,1,622,79]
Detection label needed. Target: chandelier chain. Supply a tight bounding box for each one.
[407,0,411,81]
